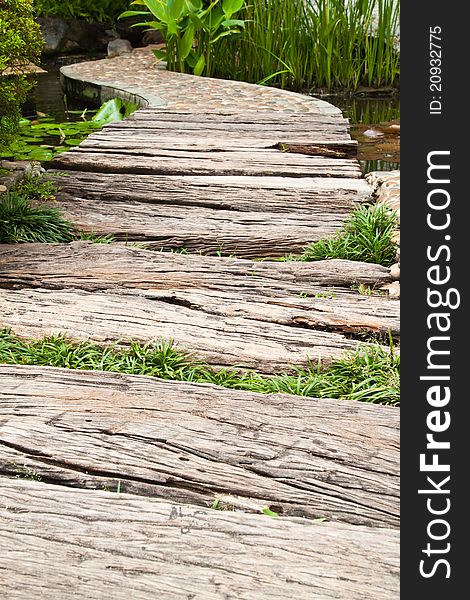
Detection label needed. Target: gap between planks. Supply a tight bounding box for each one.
[0,243,399,373]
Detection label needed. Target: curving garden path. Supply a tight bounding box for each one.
[0,48,400,598]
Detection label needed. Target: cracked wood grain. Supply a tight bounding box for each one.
[0,243,398,340]
[0,365,399,529]
[0,478,399,599]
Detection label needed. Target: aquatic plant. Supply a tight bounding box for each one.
[211,0,400,91]
[0,98,138,162]
[120,0,247,76]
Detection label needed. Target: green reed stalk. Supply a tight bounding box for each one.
[211,0,400,92]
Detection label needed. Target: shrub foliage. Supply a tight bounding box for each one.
[0,0,43,148]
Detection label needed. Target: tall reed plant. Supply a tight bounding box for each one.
[211,0,400,91]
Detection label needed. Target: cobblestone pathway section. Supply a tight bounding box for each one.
[61,47,341,115]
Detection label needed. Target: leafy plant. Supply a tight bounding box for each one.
[120,0,246,76]
[0,328,400,405]
[34,0,130,24]
[92,97,139,124]
[15,174,58,201]
[0,0,43,148]
[261,507,278,517]
[0,176,117,243]
[299,204,399,267]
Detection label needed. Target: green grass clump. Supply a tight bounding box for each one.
[1,177,116,244]
[0,329,399,406]
[299,204,398,267]
[76,231,115,244]
[15,176,59,202]
[0,191,75,243]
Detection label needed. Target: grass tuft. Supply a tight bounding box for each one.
[298,204,399,266]
[1,177,116,244]
[0,329,399,406]
[0,191,75,243]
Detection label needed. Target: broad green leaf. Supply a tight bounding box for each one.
[185,50,198,68]
[207,5,225,27]
[28,149,54,161]
[92,99,125,124]
[167,0,185,19]
[222,0,244,17]
[221,19,245,27]
[118,10,150,19]
[153,48,168,60]
[64,139,83,146]
[185,0,203,11]
[130,20,165,29]
[139,0,167,20]
[210,29,241,44]
[188,13,204,29]
[167,20,180,36]
[178,23,195,59]
[193,53,205,76]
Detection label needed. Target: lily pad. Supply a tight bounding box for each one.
[28,148,54,161]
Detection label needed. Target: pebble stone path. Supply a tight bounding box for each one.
[61,46,342,114]
[0,47,400,599]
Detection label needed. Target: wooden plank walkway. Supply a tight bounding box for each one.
[0,478,399,600]
[49,172,370,256]
[0,243,398,372]
[0,62,399,595]
[0,365,399,527]
[48,109,368,257]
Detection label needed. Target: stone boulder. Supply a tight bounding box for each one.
[107,39,133,58]
[38,16,69,55]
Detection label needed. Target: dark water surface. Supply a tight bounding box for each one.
[328,95,400,174]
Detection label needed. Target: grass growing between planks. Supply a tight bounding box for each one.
[282,204,399,267]
[0,191,75,243]
[0,177,114,244]
[0,329,399,406]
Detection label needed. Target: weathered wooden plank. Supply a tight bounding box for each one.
[0,365,399,529]
[0,478,399,599]
[50,148,362,178]
[105,121,351,139]
[80,135,358,156]
[0,242,392,287]
[0,287,383,372]
[49,171,371,215]
[128,109,349,123]
[0,243,399,337]
[55,199,353,257]
[121,109,350,125]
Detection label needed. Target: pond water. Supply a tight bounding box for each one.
[30,65,399,175]
[328,95,400,174]
[31,59,103,122]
